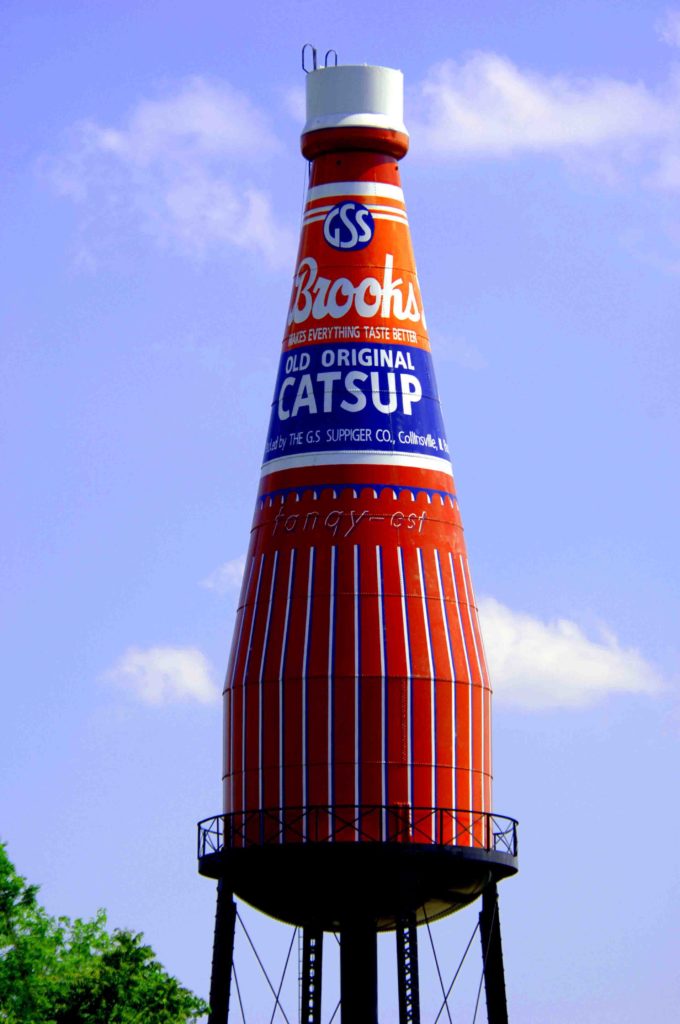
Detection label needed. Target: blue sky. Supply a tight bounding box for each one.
[2,1,679,1020]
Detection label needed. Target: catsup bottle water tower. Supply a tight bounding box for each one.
[198,51,518,1024]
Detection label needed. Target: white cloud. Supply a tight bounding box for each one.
[44,57,680,270]
[106,645,219,705]
[658,9,680,47]
[410,53,680,188]
[103,600,663,712]
[45,77,296,266]
[479,597,663,709]
[201,554,246,595]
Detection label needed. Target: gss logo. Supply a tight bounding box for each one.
[323,201,375,251]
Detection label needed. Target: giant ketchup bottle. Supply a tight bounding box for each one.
[210,63,516,936]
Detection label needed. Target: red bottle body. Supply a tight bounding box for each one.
[223,133,492,851]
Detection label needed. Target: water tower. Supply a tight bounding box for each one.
[198,51,518,1024]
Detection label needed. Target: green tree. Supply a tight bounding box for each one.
[0,843,208,1023]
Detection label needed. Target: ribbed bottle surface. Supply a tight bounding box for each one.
[223,137,491,848]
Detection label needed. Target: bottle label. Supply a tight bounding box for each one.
[263,341,450,471]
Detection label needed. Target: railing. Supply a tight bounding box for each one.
[197,806,518,859]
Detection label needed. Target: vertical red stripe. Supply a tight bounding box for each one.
[442,552,472,844]
[229,557,260,827]
[455,554,484,842]
[381,544,409,810]
[423,548,455,841]
[402,544,433,835]
[333,543,357,819]
[358,544,383,839]
[306,545,331,813]
[243,556,275,826]
[259,551,290,838]
[461,556,492,817]
[282,547,310,831]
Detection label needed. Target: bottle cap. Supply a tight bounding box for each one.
[304,64,407,136]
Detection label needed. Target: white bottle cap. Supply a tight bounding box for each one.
[304,64,407,136]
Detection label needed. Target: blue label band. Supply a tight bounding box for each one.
[263,343,450,467]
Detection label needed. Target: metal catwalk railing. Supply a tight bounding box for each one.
[197,806,518,858]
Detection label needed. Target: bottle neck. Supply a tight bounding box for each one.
[301,127,409,191]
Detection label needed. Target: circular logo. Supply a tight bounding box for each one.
[323,201,375,251]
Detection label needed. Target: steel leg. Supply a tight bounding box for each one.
[208,881,237,1024]
[396,912,421,1024]
[479,881,509,1024]
[300,926,323,1024]
[340,921,378,1024]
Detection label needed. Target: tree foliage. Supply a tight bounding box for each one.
[0,843,208,1023]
